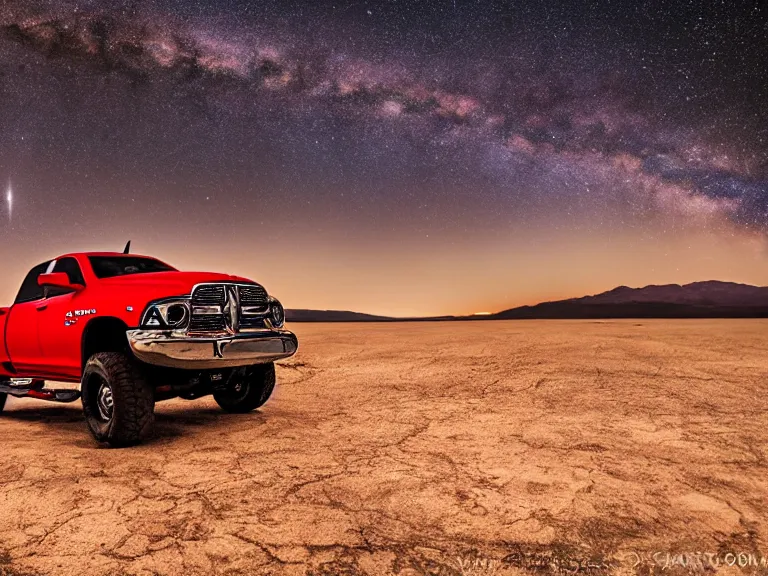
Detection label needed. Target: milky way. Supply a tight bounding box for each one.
[0,0,766,314]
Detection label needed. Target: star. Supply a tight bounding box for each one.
[5,179,11,223]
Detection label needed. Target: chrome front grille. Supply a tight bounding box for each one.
[189,314,227,333]
[189,283,269,333]
[239,285,268,307]
[192,285,225,306]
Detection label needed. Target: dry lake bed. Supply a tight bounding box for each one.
[1,320,767,575]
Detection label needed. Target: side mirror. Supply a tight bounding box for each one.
[38,272,84,292]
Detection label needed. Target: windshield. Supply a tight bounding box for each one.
[89,256,176,279]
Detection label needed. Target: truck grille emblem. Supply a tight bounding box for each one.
[222,286,240,333]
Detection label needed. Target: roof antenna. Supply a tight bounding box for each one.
[123,241,131,254]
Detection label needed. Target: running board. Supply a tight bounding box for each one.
[0,381,80,403]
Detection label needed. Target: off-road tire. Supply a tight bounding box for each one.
[81,352,155,447]
[0,392,6,414]
[214,362,276,413]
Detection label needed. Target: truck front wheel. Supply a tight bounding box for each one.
[81,352,155,447]
[213,362,275,413]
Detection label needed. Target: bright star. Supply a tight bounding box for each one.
[6,179,11,222]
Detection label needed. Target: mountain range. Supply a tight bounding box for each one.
[285,281,768,321]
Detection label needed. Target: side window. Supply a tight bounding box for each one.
[54,258,85,285]
[14,262,51,304]
[46,258,86,298]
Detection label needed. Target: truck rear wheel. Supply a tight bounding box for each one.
[0,392,6,414]
[81,352,155,447]
[213,362,275,413]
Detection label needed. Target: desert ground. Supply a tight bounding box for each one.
[1,320,767,576]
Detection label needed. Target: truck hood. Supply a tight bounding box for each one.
[98,271,259,300]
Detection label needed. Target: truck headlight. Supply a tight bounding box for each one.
[269,297,285,328]
[141,300,190,330]
[166,304,188,328]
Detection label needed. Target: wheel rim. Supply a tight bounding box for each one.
[224,372,250,402]
[96,378,114,421]
[230,381,249,401]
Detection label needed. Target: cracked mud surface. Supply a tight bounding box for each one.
[1,320,767,575]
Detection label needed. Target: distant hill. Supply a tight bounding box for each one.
[285,309,396,322]
[286,281,768,322]
[491,281,768,319]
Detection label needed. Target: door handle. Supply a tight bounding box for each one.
[36,304,47,312]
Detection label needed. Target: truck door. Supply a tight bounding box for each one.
[37,257,88,380]
[5,261,50,373]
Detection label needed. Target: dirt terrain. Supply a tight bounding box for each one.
[1,320,767,576]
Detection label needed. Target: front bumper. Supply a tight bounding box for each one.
[126,329,298,370]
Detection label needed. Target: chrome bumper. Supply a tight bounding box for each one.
[126,329,298,370]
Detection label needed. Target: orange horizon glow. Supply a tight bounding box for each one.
[2,218,767,318]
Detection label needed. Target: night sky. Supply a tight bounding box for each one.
[0,0,766,316]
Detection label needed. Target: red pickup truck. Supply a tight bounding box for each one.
[0,249,298,447]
